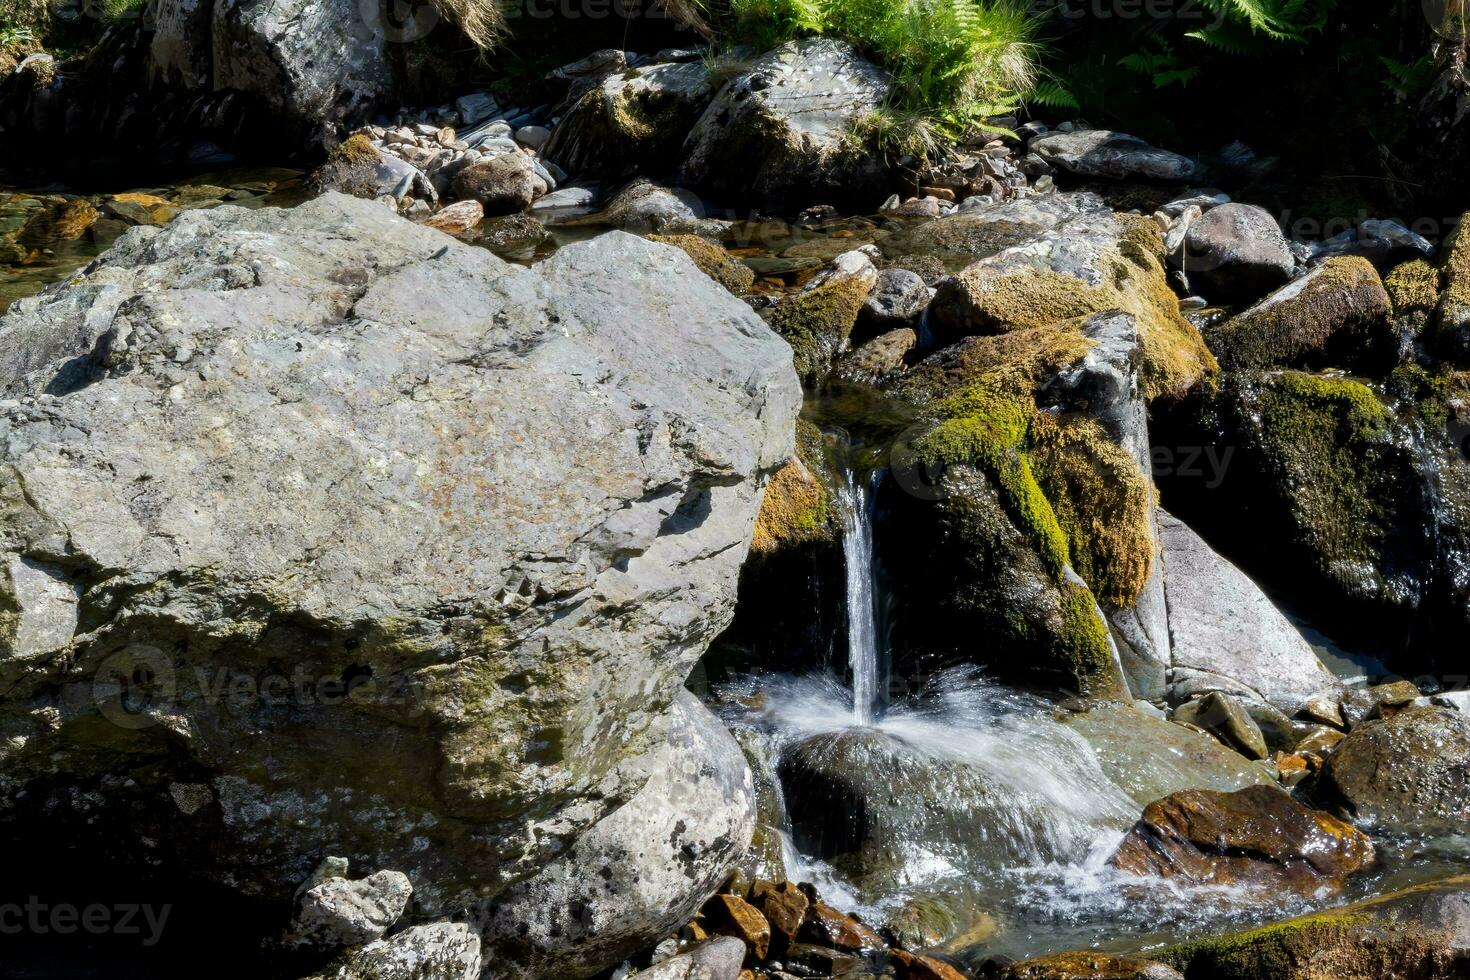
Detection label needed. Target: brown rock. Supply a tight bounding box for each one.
[1275,752,1312,787]
[891,949,969,980]
[1003,951,1183,979]
[1108,784,1375,895]
[1173,691,1269,760]
[704,893,771,961]
[783,943,862,976]
[749,880,809,946]
[833,327,917,384]
[1296,724,1345,756]
[920,186,957,202]
[800,900,886,952]
[450,153,542,215]
[1299,692,1346,728]
[52,199,100,240]
[420,199,484,236]
[1341,680,1421,728]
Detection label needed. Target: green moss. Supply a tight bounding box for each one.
[931,233,1216,402]
[649,233,756,295]
[1058,581,1120,698]
[766,277,871,381]
[1438,214,1470,330]
[1031,413,1155,608]
[912,383,1069,579]
[941,268,1114,334]
[1384,257,1440,314]
[1239,371,1401,592]
[1160,908,1379,980]
[331,133,380,168]
[752,420,838,555]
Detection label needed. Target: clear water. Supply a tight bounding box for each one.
[839,468,882,727]
[717,667,1470,964]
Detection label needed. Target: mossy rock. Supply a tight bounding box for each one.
[649,234,756,296]
[543,63,712,181]
[886,384,1126,697]
[875,318,1157,697]
[751,419,840,556]
[1435,211,1470,362]
[1160,875,1470,980]
[927,219,1216,403]
[1207,257,1395,374]
[1030,412,1154,609]
[766,277,872,382]
[1385,258,1440,316]
[1158,369,1439,653]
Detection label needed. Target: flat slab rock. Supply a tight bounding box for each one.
[0,193,799,931]
[1030,130,1197,182]
[1159,511,1340,713]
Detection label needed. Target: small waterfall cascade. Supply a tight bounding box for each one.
[838,467,882,726]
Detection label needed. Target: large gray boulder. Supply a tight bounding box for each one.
[476,691,756,979]
[1178,202,1296,303]
[0,193,799,968]
[681,39,891,212]
[154,0,393,145]
[1158,512,1341,713]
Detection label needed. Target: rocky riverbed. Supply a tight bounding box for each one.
[4,10,1470,980]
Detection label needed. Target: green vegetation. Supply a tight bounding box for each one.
[1038,0,1334,116]
[724,0,1037,154]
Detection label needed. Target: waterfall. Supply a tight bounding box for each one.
[838,467,881,726]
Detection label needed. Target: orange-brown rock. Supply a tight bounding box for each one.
[420,199,484,236]
[749,879,809,946]
[1002,951,1183,979]
[892,948,970,980]
[1108,784,1374,895]
[703,893,771,961]
[799,899,886,952]
[52,199,100,240]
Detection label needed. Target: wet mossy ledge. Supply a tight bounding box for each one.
[926,208,1217,403]
[649,234,756,295]
[883,318,1146,699]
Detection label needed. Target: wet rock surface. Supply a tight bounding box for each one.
[1323,706,1470,835]
[1109,784,1376,896]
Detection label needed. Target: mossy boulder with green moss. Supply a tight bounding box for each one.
[1208,257,1395,373]
[767,276,874,382]
[1436,212,1470,362]
[1160,875,1470,980]
[877,315,1146,698]
[925,199,1216,403]
[649,233,756,295]
[545,62,712,181]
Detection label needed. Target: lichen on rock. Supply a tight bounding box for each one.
[649,233,756,295]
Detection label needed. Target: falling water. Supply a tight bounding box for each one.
[839,468,881,726]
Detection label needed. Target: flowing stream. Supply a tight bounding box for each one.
[839,467,882,726]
